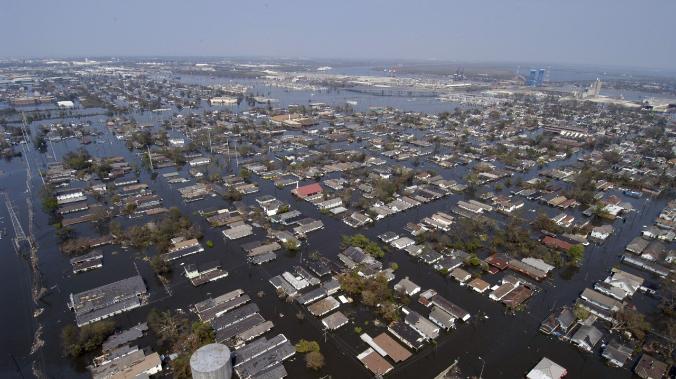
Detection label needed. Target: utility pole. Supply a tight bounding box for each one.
[478,356,485,379]
[9,354,24,379]
[207,129,213,154]
[147,145,154,171]
[234,142,239,168]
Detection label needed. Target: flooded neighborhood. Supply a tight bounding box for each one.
[0,51,675,379]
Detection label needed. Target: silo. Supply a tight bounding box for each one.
[190,343,232,379]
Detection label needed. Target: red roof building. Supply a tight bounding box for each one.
[292,183,323,198]
[542,236,573,251]
[486,253,510,270]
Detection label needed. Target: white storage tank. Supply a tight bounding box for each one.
[190,343,232,379]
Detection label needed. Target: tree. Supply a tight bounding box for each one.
[378,301,401,323]
[466,254,482,266]
[63,148,92,171]
[305,351,325,370]
[532,213,563,234]
[362,290,378,306]
[613,307,651,341]
[295,339,320,353]
[573,304,590,320]
[33,133,47,153]
[239,167,252,180]
[567,244,585,266]
[147,309,186,347]
[41,187,59,214]
[283,240,300,252]
[150,255,171,275]
[170,354,192,379]
[342,234,384,258]
[61,320,116,357]
[191,322,215,346]
[56,225,75,241]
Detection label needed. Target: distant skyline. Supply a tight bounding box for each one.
[3,0,676,71]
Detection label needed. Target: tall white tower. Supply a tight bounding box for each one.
[190,343,232,379]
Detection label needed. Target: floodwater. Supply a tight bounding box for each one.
[0,85,670,379]
[180,74,464,115]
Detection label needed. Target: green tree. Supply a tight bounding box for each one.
[239,167,252,180]
[61,320,116,357]
[295,339,320,353]
[568,244,585,266]
[170,354,191,379]
[573,304,590,320]
[150,255,171,275]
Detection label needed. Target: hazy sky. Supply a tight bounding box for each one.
[3,0,675,69]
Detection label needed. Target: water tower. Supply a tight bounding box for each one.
[190,343,232,379]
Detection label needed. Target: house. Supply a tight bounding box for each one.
[591,224,614,241]
[502,285,534,309]
[467,278,490,293]
[570,325,602,352]
[357,348,393,376]
[526,357,567,379]
[602,340,633,367]
[57,100,75,108]
[634,354,669,379]
[91,351,162,379]
[580,288,621,312]
[552,213,575,228]
[486,253,510,271]
[321,311,349,330]
[622,254,669,278]
[344,212,372,228]
[222,224,253,240]
[434,255,463,272]
[387,321,425,350]
[430,212,454,228]
[261,199,284,216]
[391,237,415,250]
[457,200,484,214]
[69,276,147,327]
[428,306,455,330]
[542,236,573,251]
[307,296,340,317]
[184,261,228,286]
[489,282,517,301]
[539,306,576,336]
[394,277,421,296]
[402,307,439,340]
[416,250,441,265]
[372,332,411,362]
[293,218,324,236]
[378,232,400,243]
[508,259,548,281]
[449,268,471,284]
[626,237,650,254]
[427,294,470,322]
[641,241,666,261]
[602,269,644,299]
[188,157,210,167]
[255,194,276,205]
[522,258,555,274]
[316,197,342,210]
